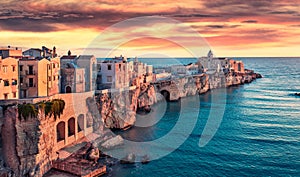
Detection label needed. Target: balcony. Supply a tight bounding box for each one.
[25,70,36,75]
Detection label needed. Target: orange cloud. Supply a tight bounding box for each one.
[0,0,300,56]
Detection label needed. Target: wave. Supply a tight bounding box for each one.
[239,121,300,129]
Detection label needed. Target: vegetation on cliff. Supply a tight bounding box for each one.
[18,99,65,121]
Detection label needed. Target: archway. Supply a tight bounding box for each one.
[56,121,65,142]
[160,90,170,101]
[66,86,72,93]
[77,114,85,132]
[68,117,75,136]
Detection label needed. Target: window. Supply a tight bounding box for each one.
[53,63,55,68]
[4,80,9,86]
[119,64,121,71]
[12,79,17,85]
[107,65,112,70]
[53,76,55,81]
[48,76,51,81]
[107,76,112,82]
[2,66,7,73]
[20,65,23,71]
[20,77,23,84]
[29,78,34,87]
[4,94,8,100]
[48,65,51,70]
[12,65,16,72]
[12,92,16,98]
[28,65,33,75]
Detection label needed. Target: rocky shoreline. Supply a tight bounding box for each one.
[96,69,262,130]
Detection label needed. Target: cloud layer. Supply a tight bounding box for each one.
[0,0,300,56]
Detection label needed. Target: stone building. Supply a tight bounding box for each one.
[229,59,245,73]
[60,63,85,93]
[0,46,22,59]
[60,53,97,92]
[23,48,43,59]
[132,58,154,84]
[97,57,130,90]
[0,57,19,99]
[96,56,154,90]
[23,46,57,59]
[19,57,60,98]
[76,55,97,91]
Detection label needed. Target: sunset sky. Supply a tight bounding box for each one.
[0,0,300,57]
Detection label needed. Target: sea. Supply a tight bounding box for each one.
[103,57,300,177]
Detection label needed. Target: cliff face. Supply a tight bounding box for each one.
[0,107,57,177]
[1,107,20,177]
[97,83,158,129]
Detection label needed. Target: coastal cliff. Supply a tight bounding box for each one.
[95,70,261,129]
[0,70,261,176]
[96,83,158,129]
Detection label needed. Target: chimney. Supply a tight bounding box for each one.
[42,46,46,58]
[53,46,57,57]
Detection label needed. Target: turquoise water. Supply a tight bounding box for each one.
[106,58,300,176]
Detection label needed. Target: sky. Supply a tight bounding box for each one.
[0,0,300,57]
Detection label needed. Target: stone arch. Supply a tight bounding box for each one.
[56,121,65,142]
[77,114,85,132]
[66,86,72,93]
[68,117,75,136]
[160,90,170,101]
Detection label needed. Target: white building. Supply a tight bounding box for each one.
[23,48,42,59]
[97,57,130,90]
[96,56,154,90]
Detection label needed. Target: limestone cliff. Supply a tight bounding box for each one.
[96,83,158,129]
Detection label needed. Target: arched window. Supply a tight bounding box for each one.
[57,121,65,142]
[68,118,75,136]
[66,86,72,93]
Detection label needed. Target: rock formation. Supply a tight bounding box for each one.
[96,83,158,129]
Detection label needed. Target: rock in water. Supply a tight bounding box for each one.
[295,93,300,96]
[120,153,136,164]
[101,135,124,149]
[141,155,150,164]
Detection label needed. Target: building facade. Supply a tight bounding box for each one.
[0,57,19,99]
[19,57,60,98]
[60,63,85,93]
[0,46,22,59]
[97,59,130,90]
[229,60,245,73]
